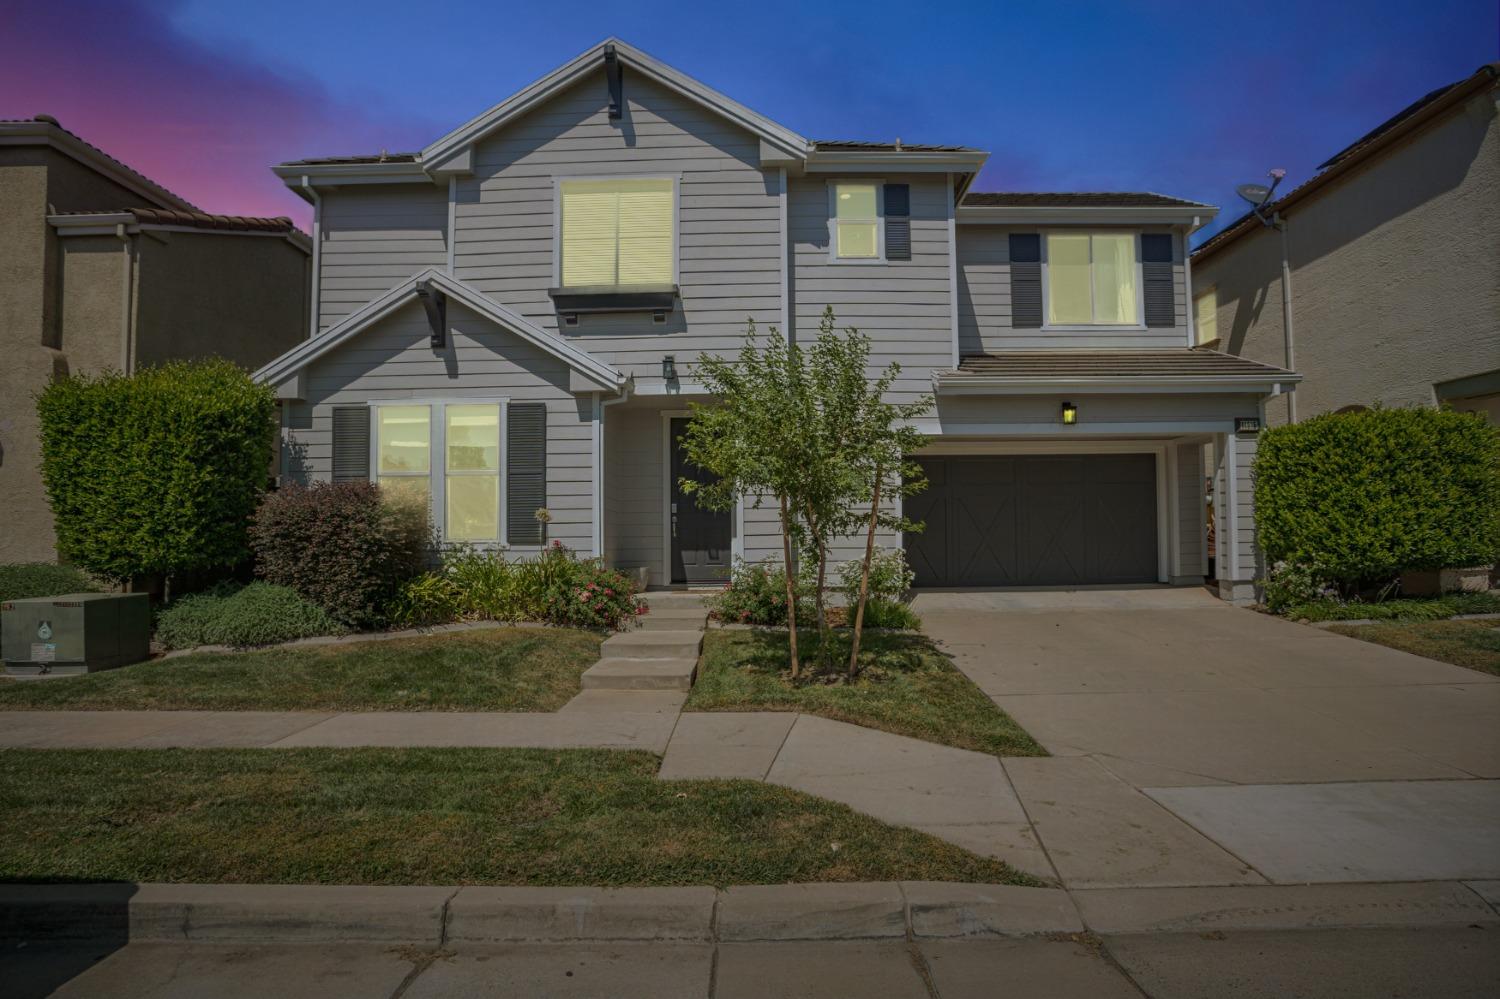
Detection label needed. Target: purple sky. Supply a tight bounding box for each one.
[3,0,1495,243]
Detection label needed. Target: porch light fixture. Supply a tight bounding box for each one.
[1061,401,1078,425]
[662,355,677,382]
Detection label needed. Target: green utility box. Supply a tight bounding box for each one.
[1,592,151,676]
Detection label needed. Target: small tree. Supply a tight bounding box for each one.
[37,359,276,592]
[680,321,812,676]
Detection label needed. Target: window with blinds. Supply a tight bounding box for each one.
[559,178,674,287]
[1194,287,1219,344]
[1045,233,1140,326]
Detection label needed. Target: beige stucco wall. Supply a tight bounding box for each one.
[1193,86,1500,425]
[0,142,309,564]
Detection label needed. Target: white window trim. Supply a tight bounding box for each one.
[368,398,512,548]
[826,179,887,263]
[552,174,681,289]
[1039,229,1147,331]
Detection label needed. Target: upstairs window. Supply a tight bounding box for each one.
[833,182,880,259]
[1194,287,1218,344]
[559,178,674,287]
[1045,233,1140,326]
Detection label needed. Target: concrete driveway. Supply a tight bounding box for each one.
[916,587,1500,886]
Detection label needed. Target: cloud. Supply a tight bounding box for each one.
[0,0,439,225]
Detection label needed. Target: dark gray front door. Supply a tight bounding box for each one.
[670,418,732,583]
[905,454,1158,587]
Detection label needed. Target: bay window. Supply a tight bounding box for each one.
[559,177,674,287]
[1046,232,1140,326]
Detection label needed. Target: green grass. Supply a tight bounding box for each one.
[0,628,601,712]
[1328,620,1500,677]
[1286,591,1500,622]
[686,629,1045,757]
[0,748,1035,887]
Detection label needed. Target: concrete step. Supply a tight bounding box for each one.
[641,591,714,608]
[580,658,698,691]
[558,689,688,714]
[638,608,710,630]
[601,630,703,660]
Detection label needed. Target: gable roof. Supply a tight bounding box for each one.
[0,116,198,212]
[253,269,624,392]
[420,38,810,168]
[1194,62,1500,263]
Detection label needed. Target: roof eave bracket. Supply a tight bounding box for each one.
[415,279,447,349]
[604,44,623,120]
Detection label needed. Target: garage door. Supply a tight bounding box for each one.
[904,454,1158,587]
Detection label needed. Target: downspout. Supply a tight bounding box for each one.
[1184,217,1199,347]
[1275,213,1297,423]
[597,388,632,563]
[114,223,135,372]
[301,176,322,338]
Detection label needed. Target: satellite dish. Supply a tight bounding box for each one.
[1236,183,1272,206]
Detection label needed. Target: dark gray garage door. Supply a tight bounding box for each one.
[904,454,1158,587]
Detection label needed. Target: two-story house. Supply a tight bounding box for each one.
[253,39,1298,604]
[1,116,311,563]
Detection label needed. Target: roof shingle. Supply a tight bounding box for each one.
[812,139,981,153]
[963,191,1211,208]
[952,349,1296,380]
[54,207,300,236]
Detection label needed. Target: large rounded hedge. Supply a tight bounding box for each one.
[37,359,276,584]
[1254,406,1500,586]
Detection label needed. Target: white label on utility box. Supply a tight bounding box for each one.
[30,643,56,663]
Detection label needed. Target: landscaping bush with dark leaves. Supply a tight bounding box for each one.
[249,481,430,628]
[36,359,275,585]
[0,563,100,604]
[1255,407,1500,595]
[154,582,347,650]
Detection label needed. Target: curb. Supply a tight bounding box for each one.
[4,880,1495,945]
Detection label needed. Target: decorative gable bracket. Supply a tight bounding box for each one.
[415,279,447,349]
[604,43,623,119]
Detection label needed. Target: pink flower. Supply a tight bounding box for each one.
[604,588,614,596]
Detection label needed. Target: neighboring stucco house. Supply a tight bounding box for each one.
[256,39,1298,603]
[1192,62,1499,426]
[1,116,312,563]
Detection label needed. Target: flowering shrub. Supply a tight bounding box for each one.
[543,554,640,630]
[707,558,814,625]
[837,548,914,604]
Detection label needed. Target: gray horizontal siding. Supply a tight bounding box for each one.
[284,300,595,554]
[957,227,1189,352]
[453,69,781,381]
[318,185,449,331]
[789,174,953,413]
[1175,441,1205,577]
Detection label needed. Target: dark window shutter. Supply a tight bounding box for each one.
[1141,233,1175,328]
[1009,233,1042,328]
[507,403,547,545]
[884,184,911,260]
[331,407,370,481]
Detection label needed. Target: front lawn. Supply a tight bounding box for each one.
[1284,591,1500,622]
[0,628,600,712]
[1327,619,1500,677]
[0,748,1034,887]
[686,629,1045,757]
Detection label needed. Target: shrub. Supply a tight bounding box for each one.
[1261,561,1334,615]
[837,548,915,605]
[1285,591,1500,623]
[0,563,100,603]
[858,598,922,630]
[1255,407,1500,590]
[154,582,346,649]
[387,571,466,628]
[708,558,814,625]
[37,359,276,584]
[249,481,430,627]
[541,552,640,630]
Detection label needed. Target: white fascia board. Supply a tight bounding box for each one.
[805,151,990,173]
[957,204,1218,226]
[0,127,195,212]
[934,375,1299,395]
[49,214,312,253]
[272,162,433,200]
[420,38,810,168]
[253,268,625,392]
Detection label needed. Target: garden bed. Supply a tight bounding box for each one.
[0,628,600,712]
[0,747,1033,887]
[1326,619,1500,676]
[1284,591,1500,623]
[685,629,1045,757]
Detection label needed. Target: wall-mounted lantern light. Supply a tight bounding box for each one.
[663,355,677,382]
[1061,401,1078,425]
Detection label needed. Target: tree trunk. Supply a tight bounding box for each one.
[848,464,883,681]
[804,501,832,671]
[778,493,801,679]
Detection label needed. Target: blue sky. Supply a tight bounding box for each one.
[4,0,1495,239]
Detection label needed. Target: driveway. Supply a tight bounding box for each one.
[917,587,1500,886]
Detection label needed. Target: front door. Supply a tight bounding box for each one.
[670,417,732,583]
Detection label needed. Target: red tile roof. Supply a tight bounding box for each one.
[53,207,300,236]
[1,115,199,211]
